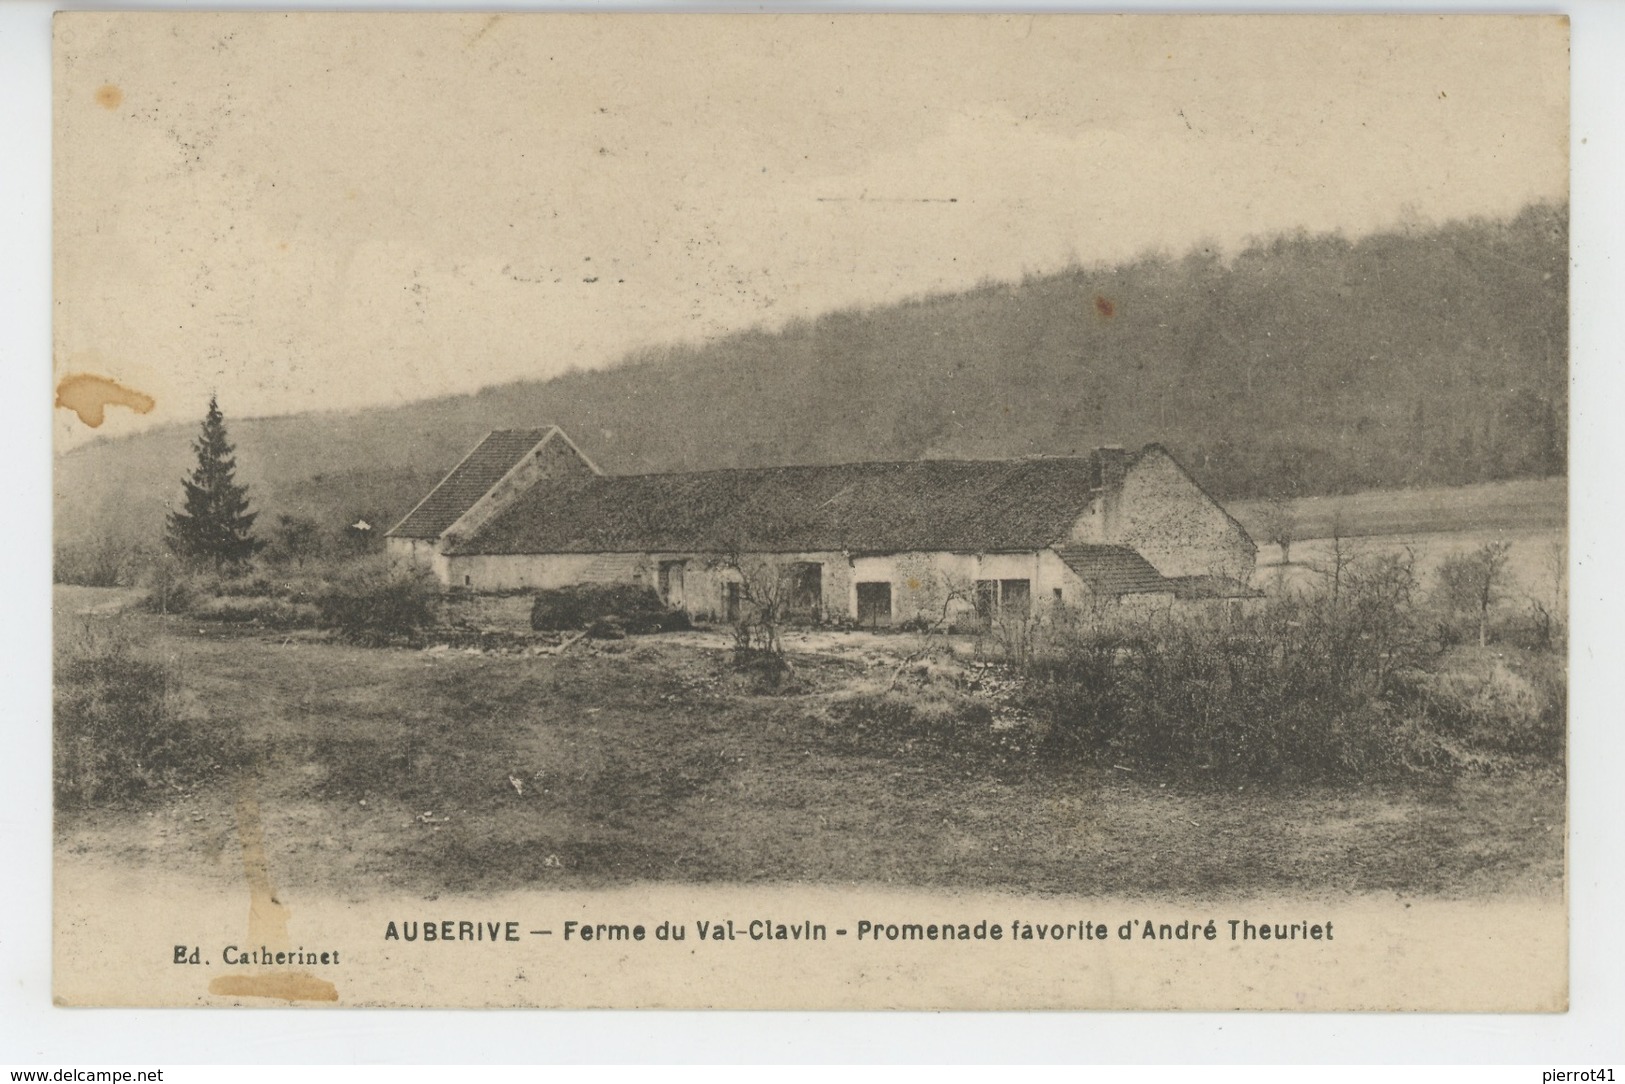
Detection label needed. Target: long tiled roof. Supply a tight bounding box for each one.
[388,429,554,539]
[449,456,1108,556]
[1053,543,1172,596]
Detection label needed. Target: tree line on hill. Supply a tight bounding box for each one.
[54,200,1566,557]
[569,199,1564,499]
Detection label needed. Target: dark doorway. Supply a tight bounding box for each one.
[973,578,1032,626]
[974,580,997,625]
[658,559,686,609]
[788,562,823,622]
[856,582,892,628]
[999,578,1031,617]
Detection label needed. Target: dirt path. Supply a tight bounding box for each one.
[54,584,146,616]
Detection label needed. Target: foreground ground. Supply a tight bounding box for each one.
[55,606,1565,902]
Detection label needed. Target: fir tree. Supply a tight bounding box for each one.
[165,395,262,567]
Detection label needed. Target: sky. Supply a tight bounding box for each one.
[52,13,1568,448]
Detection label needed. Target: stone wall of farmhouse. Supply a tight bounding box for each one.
[444,545,1190,624]
[676,551,854,624]
[1113,447,1256,582]
[442,549,856,624]
[1064,501,1107,544]
[850,551,1060,624]
[387,536,450,582]
[444,553,609,592]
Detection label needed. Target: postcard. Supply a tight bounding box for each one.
[52,12,1568,1009]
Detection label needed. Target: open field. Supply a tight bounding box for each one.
[1230,476,1566,542]
[1254,525,1566,605]
[54,603,1564,901]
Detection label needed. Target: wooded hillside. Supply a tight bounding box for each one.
[55,201,1567,551]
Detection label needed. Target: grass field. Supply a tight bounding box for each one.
[1231,478,1567,605]
[1256,525,1566,606]
[1230,476,1566,542]
[54,606,1565,901]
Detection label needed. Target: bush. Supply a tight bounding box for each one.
[213,572,279,599]
[191,595,319,628]
[54,621,230,808]
[54,536,141,587]
[137,558,218,616]
[1020,552,1566,781]
[1024,579,1450,781]
[731,640,797,692]
[586,615,627,640]
[317,562,439,645]
[1418,650,1565,758]
[1493,602,1565,653]
[530,583,690,635]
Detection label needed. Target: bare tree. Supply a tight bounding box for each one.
[267,514,323,569]
[1261,495,1297,567]
[1545,537,1567,612]
[1436,540,1514,648]
[1341,547,1424,690]
[1307,510,1358,605]
[54,534,138,587]
[711,550,797,683]
[1525,538,1567,651]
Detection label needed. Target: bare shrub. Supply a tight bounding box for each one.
[213,571,280,598]
[884,575,975,690]
[1021,551,1473,781]
[1434,540,1514,648]
[136,555,218,616]
[1261,495,1297,565]
[1022,537,1564,782]
[54,535,141,587]
[264,513,325,569]
[191,595,319,628]
[317,561,440,645]
[1518,538,1568,652]
[711,552,798,689]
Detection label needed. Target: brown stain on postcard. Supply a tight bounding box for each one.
[205,781,339,1002]
[208,972,339,1003]
[94,84,123,110]
[55,373,155,427]
[233,784,290,945]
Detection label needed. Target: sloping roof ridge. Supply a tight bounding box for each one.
[1055,541,1140,553]
[386,426,560,539]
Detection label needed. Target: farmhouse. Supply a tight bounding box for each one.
[386,427,1257,625]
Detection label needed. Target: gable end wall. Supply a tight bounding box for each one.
[1112,447,1256,583]
[439,432,598,551]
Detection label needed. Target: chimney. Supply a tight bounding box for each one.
[1095,445,1128,538]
